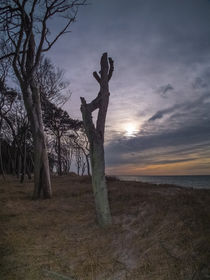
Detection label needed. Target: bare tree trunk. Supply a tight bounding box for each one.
[75,147,81,176]
[22,83,52,199]
[0,138,6,180]
[26,150,32,180]
[90,141,111,224]
[0,121,6,180]
[32,134,51,198]
[26,166,32,180]
[57,135,62,175]
[17,153,21,179]
[8,143,16,176]
[9,25,52,198]
[67,148,73,173]
[20,134,26,183]
[80,53,114,227]
[85,154,91,176]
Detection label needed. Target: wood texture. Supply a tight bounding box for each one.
[80,53,114,226]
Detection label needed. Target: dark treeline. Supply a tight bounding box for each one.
[0,57,90,181]
[0,0,112,227]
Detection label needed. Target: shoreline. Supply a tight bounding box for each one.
[114,174,210,190]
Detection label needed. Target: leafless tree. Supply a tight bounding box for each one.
[61,135,74,174]
[74,146,82,175]
[43,100,81,175]
[0,77,17,179]
[72,128,90,176]
[0,84,33,181]
[35,56,71,107]
[80,53,114,227]
[0,0,86,199]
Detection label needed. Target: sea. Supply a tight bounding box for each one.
[116,175,210,190]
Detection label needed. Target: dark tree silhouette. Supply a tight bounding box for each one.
[0,79,17,179]
[0,83,33,181]
[0,0,86,199]
[80,52,114,227]
[35,56,70,107]
[43,100,82,175]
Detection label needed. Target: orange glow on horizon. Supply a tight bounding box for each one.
[106,158,210,176]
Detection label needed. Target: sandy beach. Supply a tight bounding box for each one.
[0,175,210,280]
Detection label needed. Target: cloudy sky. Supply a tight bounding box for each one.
[48,0,210,175]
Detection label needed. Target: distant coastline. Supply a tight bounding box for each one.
[116,175,210,190]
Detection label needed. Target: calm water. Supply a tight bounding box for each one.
[117,175,210,189]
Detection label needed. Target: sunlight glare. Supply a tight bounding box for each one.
[124,123,138,137]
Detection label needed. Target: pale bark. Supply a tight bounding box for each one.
[33,135,52,198]
[22,82,52,199]
[80,53,114,227]
[91,141,111,226]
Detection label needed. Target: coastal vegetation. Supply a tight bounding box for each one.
[0,175,210,279]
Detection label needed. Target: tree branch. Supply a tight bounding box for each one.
[0,51,25,61]
[108,57,114,81]
[100,52,109,79]
[93,71,101,84]
[80,97,96,141]
[42,17,75,53]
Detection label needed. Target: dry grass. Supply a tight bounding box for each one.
[0,175,210,280]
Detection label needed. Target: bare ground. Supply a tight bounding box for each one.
[0,175,210,280]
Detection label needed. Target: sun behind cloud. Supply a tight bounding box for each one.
[124,123,138,137]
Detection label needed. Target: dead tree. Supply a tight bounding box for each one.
[80,53,114,227]
[0,0,86,199]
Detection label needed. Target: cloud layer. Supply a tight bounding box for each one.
[47,0,210,174]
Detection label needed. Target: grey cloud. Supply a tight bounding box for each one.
[140,158,198,166]
[148,92,210,122]
[157,84,174,98]
[148,104,178,121]
[192,77,207,90]
[107,122,210,157]
[44,0,210,174]
[105,91,210,168]
[105,124,210,167]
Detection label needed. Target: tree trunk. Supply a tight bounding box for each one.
[8,144,16,176]
[20,134,26,183]
[17,153,21,179]
[0,138,6,180]
[22,83,52,199]
[8,21,52,198]
[0,121,6,180]
[57,136,62,175]
[86,154,91,176]
[91,141,111,226]
[32,129,52,198]
[26,162,32,180]
[80,53,114,227]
